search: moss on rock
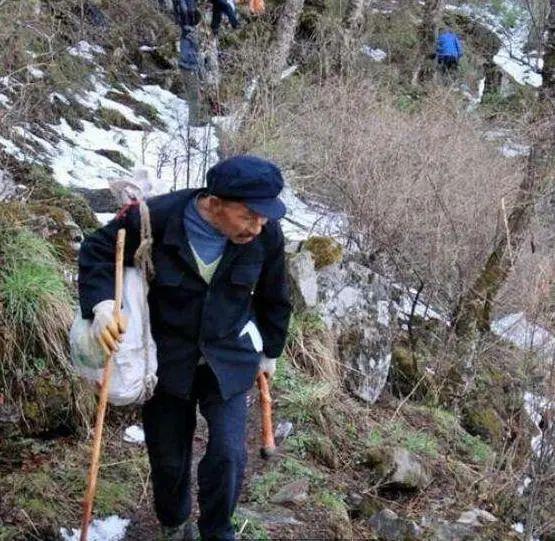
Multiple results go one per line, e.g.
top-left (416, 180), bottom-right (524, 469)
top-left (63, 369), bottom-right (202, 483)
top-left (303, 236), bottom-right (343, 270)
top-left (461, 403), bottom-right (505, 446)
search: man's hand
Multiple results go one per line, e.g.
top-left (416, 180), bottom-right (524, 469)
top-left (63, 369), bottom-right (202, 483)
top-left (91, 300), bottom-right (127, 356)
top-left (258, 355), bottom-right (276, 379)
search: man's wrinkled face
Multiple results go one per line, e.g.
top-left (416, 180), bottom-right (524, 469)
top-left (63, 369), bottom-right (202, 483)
top-left (212, 199), bottom-right (268, 244)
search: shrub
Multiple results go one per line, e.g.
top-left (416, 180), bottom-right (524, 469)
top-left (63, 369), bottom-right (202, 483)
top-left (243, 79), bottom-right (525, 314)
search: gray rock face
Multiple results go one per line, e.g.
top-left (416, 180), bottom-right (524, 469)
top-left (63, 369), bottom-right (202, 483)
top-left (318, 260), bottom-right (395, 404)
top-left (389, 448), bottom-right (431, 490)
top-left (288, 250), bottom-right (318, 310)
top-left (0, 169), bottom-right (25, 202)
top-left (367, 509), bottom-right (421, 541)
top-left (236, 506), bottom-right (303, 526)
top-left (456, 509), bottom-right (497, 527)
top-left (271, 478), bottom-right (309, 506)
top-left (285, 241), bottom-right (396, 404)
top-left (430, 521), bottom-right (476, 541)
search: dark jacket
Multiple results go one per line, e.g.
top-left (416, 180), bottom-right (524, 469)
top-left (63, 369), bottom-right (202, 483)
top-left (78, 189), bottom-right (291, 400)
top-left (436, 31), bottom-right (463, 60)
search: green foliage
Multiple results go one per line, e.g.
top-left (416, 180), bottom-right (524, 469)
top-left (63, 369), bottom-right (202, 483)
top-left (249, 470), bottom-right (282, 504)
top-left (280, 378), bottom-right (333, 424)
top-left (0, 442), bottom-right (149, 538)
top-left (232, 514), bottom-right (270, 540)
top-left (367, 421), bottom-right (439, 458)
top-left (459, 432), bottom-right (494, 463)
top-left (0, 229), bottom-right (72, 352)
top-left (248, 457), bottom-right (321, 505)
top-left (316, 490), bottom-right (348, 515)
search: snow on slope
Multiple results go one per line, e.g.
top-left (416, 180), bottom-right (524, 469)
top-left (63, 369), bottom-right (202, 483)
top-left (447, 2), bottom-right (543, 87)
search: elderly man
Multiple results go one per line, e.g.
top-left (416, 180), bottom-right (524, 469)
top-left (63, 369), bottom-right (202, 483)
top-left (78, 155), bottom-right (292, 541)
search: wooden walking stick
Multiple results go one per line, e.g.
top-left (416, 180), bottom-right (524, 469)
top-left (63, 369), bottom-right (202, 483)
top-left (80, 229), bottom-right (126, 541)
top-left (256, 372), bottom-right (276, 459)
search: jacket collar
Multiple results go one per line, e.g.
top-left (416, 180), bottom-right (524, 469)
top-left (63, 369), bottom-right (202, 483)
top-left (162, 188), bottom-right (246, 281)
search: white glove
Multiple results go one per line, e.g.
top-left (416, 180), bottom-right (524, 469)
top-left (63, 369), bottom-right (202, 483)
top-left (92, 300), bottom-right (127, 356)
top-left (258, 355), bottom-right (277, 379)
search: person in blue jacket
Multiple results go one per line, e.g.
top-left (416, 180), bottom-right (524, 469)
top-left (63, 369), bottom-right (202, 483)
top-left (436, 27), bottom-right (463, 72)
top-left (78, 155), bottom-right (292, 541)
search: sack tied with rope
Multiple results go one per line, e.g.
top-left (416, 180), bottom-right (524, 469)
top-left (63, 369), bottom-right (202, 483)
top-left (70, 170), bottom-right (158, 406)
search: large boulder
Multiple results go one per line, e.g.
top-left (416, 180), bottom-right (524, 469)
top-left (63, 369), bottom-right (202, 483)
top-left (364, 446), bottom-right (431, 491)
top-left (288, 250), bottom-right (318, 310)
top-left (367, 509), bottom-right (421, 541)
top-left (318, 260), bottom-right (395, 403)
top-left (285, 239), bottom-right (396, 404)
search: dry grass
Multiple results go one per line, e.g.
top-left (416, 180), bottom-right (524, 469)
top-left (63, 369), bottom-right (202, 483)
top-left (285, 312), bottom-right (342, 386)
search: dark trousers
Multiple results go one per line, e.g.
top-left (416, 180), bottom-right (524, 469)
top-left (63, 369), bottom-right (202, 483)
top-left (438, 55), bottom-right (459, 73)
top-left (179, 26), bottom-right (199, 71)
top-left (211, 0), bottom-right (239, 35)
top-left (142, 365), bottom-right (248, 541)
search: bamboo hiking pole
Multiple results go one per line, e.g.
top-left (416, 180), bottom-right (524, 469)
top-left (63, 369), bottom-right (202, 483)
top-left (80, 229), bottom-right (126, 541)
top-left (256, 372), bottom-right (276, 459)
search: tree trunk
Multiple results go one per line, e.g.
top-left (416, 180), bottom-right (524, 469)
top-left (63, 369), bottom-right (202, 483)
top-left (340, 0), bottom-right (367, 73)
top-left (412, 0), bottom-right (444, 85)
top-left (343, 0), bottom-right (365, 31)
top-left (269, 0), bottom-right (306, 83)
top-left (453, 0), bottom-right (555, 340)
top-left (542, 0), bottom-right (555, 99)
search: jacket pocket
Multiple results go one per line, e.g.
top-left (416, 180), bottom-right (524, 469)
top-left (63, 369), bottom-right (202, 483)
top-left (230, 263), bottom-right (262, 289)
top-left (154, 265), bottom-right (184, 287)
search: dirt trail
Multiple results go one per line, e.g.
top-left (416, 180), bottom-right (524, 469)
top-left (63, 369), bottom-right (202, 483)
top-left (122, 391), bottom-right (321, 540)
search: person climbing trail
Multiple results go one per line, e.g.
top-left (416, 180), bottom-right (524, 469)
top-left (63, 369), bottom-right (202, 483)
top-left (436, 27), bottom-right (463, 75)
top-left (78, 155), bottom-right (292, 541)
top-left (172, 0), bottom-right (201, 71)
top-left (210, 0), bottom-right (239, 36)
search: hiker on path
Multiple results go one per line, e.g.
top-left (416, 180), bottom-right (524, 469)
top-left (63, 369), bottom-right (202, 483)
top-left (172, 0), bottom-right (201, 71)
top-left (210, 0), bottom-right (240, 36)
top-left (78, 155), bottom-right (292, 541)
top-left (436, 27), bottom-right (463, 73)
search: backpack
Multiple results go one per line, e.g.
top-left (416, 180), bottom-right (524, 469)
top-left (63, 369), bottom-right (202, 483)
top-left (70, 171), bottom-right (158, 406)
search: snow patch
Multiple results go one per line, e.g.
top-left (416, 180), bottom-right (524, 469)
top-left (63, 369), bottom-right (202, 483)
top-left (523, 392), bottom-right (552, 457)
top-left (96, 213), bottom-right (116, 225)
top-left (49, 92), bottom-right (70, 105)
top-left (68, 41), bottom-right (106, 61)
top-left (60, 515), bottom-right (129, 541)
top-left (0, 135), bottom-right (25, 159)
top-left (280, 184), bottom-right (345, 242)
top-left (27, 66), bottom-right (45, 79)
top-left (491, 312), bottom-right (555, 359)
top-left (123, 425), bottom-right (145, 444)
top-left (280, 65), bottom-right (298, 80)
top-left (49, 78), bottom-right (218, 193)
top-left (0, 93), bottom-right (11, 107)
top-left (362, 46), bottom-right (387, 62)
top-left (446, 3), bottom-right (543, 87)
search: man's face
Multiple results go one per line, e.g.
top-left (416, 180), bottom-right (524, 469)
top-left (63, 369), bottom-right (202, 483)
top-left (212, 199), bottom-right (269, 244)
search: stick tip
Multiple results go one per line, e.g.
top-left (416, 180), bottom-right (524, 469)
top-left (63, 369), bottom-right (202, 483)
top-left (260, 446), bottom-right (276, 459)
